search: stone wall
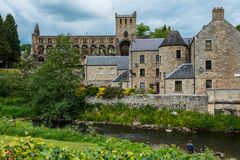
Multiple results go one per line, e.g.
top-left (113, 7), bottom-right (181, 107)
top-left (86, 94), bottom-right (208, 112)
top-left (207, 89), bottom-right (240, 115)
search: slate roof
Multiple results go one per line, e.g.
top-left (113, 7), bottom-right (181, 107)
top-left (160, 30), bottom-right (187, 47)
top-left (130, 38), bottom-right (164, 51)
top-left (130, 37), bottom-right (193, 52)
top-left (166, 63), bottom-right (194, 79)
top-left (86, 56), bottom-right (129, 70)
top-left (112, 70), bottom-right (129, 82)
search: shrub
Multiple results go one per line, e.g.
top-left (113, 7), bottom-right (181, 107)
top-left (97, 87), bottom-right (106, 98)
top-left (123, 88), bottom-right (136, 96)
top-left (86, 85), bottom-right (99, 97)
top-left (102, 87), bottom-right (123, 99)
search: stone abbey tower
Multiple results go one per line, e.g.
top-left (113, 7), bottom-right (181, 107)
top-left (31, 12), bottom-right (137, 62)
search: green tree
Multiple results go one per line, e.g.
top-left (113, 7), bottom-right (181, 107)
top-left (31, 35), bottom-right (83, 121)
top-left (150, 24), bottom-right (171, 38)
top-left (3, 14), bottom-right (20, 68)
top-left (0, 14), bottom-right (8, 68)
top-left (136, 23), bottom-right (150, 38)
top-left (236, 24), bottom-right (240, 31)
top-left (21, 44), bottom-right (31, 55)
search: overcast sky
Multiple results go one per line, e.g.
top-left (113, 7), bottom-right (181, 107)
top-left (0, 0), bottom-right (240, 44)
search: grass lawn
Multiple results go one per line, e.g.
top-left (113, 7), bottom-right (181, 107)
top-left (0, 135), bottom-right (97, 151)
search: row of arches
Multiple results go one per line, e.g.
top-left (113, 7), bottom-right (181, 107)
top-left (37, 44), bottom-right (116, 56)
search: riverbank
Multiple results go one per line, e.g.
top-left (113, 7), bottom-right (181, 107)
top-left (0, 118), bottom-right (217, 159)
top-left (78, 103), bottom-right (240, 133)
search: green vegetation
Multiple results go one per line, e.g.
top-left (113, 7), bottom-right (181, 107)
top-left (0, 14), bottom-right (20, 68)
top-left (0, 119), bottom-right (217, 159)
top-left (136, 23), bottom-right (171, 38)
top-left (1, 135), bottom-right (97, 151)
top-left (236, 24), bottom-right (240, 31)
top-left (79, 103), bottom-right (240, 132)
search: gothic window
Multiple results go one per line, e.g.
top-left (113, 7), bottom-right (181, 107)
top-left (206, 60), bottom-right (212, 70)
top-left (140, 55), bottom-right (145, 63)
top-left (176, 50), bottom-right (181, 59)
top-left (99, 45), bottom-right (106, 55)
top-left (124, 31), bottom-right (128, 38)
top-left (125, 19), bottom-right (127, 25)
top-left (81, 45), bottom-right (89, 55)
top-left (206, 80), bottom-right (212, 89)
top-left (120, 19), bottom-right (122, 25)
top-left (38, 56), bottom-right (45, 62)
top-left (46, 45), bottom-right (52, 51)
top-left (39, 38), bottom-right (44, 44)
top-left (37, 45), bottom-right (44, 55)
top-left (175, 81), bottom-right (182, 92)
top-left (90, 45), bottom-right (98, 55)
top-left (205, 40), bottom-right (212, 51)
top-left (107, 45), bottom-right (116, 55)
top-left (73, 45), bottom-right (79, 49)
top-left (130, 19), bottom-right (132, 24)
top-left (140, 68), bottom-right (145, 77)
top-left (83, 38), bottom-right (87, 43)
top-left (48, 38), bottom-right (52, 44)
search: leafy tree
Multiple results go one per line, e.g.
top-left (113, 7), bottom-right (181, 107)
top-left (21, 44), bottom-right (31, 55)
top-left (150, 24), bottom-right (171, 38)
top-left (1, 14), bottom-right (20, 68)
top-left (31, 35), bottom-right (84, 121)
top-left (236, 24), bottom-right (240, 31)
top-left (136, 23), bottom-right (150, 38)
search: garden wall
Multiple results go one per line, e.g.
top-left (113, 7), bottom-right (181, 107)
top-left (208, 89), bottom-right (240, 115)
top-left (86, 94), bottom-right (208, 112)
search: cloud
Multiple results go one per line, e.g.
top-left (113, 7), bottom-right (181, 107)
top-left (0, 0), bottom-right (239, 44)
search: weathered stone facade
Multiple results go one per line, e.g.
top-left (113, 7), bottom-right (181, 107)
top-left (32, 12), bottom-right (137, 62)
top-left (165, 79), bottom-right (194, 94)
top-left (192, 7), bottom-right (240, 94)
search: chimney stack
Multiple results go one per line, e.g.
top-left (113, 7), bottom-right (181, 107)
top-left (212, 7), bottom-right (224, 21)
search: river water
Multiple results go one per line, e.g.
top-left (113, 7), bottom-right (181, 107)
top-left (92, 123), bottom-right (240, 159)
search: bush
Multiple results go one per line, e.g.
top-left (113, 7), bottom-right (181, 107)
top-left (97, 87), bottom-right (106, 98)
top-left (86, 85), bottom-right (99, 97)
top-left (102, 87), bottom-right (123, 99)
top-left (123, 88), bottom-right (136, 96)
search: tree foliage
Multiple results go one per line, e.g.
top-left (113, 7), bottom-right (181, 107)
top-left (0, 14), bottom-right (20, 68)
top-left (136, 23), bottom-right (150, 38)
top-left (30, 35), bottom-right (84, 121)
top-left (236, 24), bottom-right (240, 31)
top-left (136, 23), bottom-right (171, 38)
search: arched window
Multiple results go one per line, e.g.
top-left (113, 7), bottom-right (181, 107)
top-left (38, 56), bottom-right (45, 62)
top-left (107, 45), bottom-right (116, 55)
top-left (37, 45), bottom-right (44, 55)
top-left (46, 45), bottom-right (52, 51)
top-left (99, 45), bottom-right (106, 55)
top-left (90, 45), bottom-right (98, 55)
top-left (81, 45), bottom-right (89, 55)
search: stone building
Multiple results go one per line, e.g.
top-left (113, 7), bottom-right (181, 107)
top-left (129, 33), bottom-right (192, 94)
top-left (31, 12), bottom-right (137, 62)
top-left (191, 7), bottom-right (240, 94)
top-left (85, 56), bottom-right (129, 88)
top-left (129, 7), bottom-right (240, 95)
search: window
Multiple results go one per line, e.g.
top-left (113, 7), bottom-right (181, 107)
top-left (175, 81), bottom-right (182, 92)
top-left (130, 19), bottom-right (132, 24)
top-left (176, 50), bottom-right (181, 59)
top-left (98, 68), bottom-right (103, 74)
top-left (156, 68), bottom-right (159, 77)
top-left (206, 80), bottom-right (212, 89)
top-left (110, 68), bottom-right (115, 74)
top-left (140, 69), bottom-right (145, 77)
top-left (120, 19), bottom-right (122, 25)
top-left (140, 55), bottom-right (145, 63)
top-left (156, 55), bottom-right (160, 63)
top-left (159, 56), bottom-right (161, 64)
top-left (125, 19), bottom-right (127, 25)
top-left (159, 72), bottom-right (162, 79)
top-left (205, 40), bottom-right (212, 51)
top-left (206, 60), bottom-right (212, 70)
top-left (140, 82), bottom-right (145, 89)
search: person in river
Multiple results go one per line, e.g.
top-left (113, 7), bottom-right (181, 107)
top-left (186, 140), bottom-right (194, 153)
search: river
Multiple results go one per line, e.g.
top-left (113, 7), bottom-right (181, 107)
top-left (91, 123), bottom-right (240, 159)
